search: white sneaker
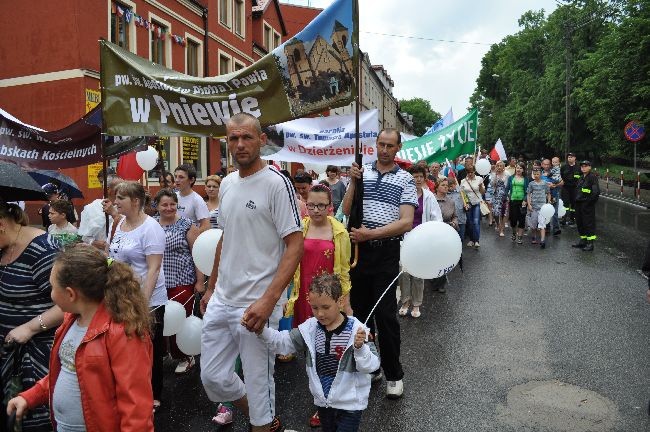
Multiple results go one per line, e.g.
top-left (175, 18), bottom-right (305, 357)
top-left (174, 356), bottom-right (195, 374)
top-left (467, 241), bottom-right (474, 247)
top-left (474, 242), bottom-right (480, 248)
top-left (386, 379), bottom-right (404, 399)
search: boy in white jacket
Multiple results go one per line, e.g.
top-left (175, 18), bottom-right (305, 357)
top-left (255, 273), bottom-right (380, 432)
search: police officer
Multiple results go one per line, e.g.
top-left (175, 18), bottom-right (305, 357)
top-left (572, 160), bottom-right (599, 251)
top-left (560, 152), bottom-right (580, 225)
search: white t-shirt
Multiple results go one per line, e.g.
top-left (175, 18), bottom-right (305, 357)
top-left (461, 176), bottom-right (485, 205)
top-left (108, 216), bottom-right (167, 307)
top-left (48, 222), bottom-right (78, 235)
top-left (176, 190), bottom-right (209, 223)
top-left (216, 166), bottom-right (302, 307)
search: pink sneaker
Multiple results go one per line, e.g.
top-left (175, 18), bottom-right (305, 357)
top-left (211, 404), bottom-right (233, 425)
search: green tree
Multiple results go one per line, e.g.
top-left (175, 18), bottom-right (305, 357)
top-left (398, 98), bottom-right (441, 136)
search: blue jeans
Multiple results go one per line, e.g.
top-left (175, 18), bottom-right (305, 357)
top-left (318, 408), bottom-right (363, 432)
top-left (466, 204), bottom-right (481, 242)
top-left (458, 223), bottom-right (466, 241)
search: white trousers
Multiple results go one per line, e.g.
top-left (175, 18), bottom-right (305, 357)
top-left (200, 297), bottom-right (282, 426)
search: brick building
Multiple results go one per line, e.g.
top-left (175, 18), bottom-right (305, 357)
top-left (0, 0), bottom-right (290, 216)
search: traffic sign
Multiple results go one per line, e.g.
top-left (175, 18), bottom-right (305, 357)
top-left (624, 120), bottom-right (645, 142)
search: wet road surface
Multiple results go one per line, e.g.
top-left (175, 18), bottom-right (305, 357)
top-left (155, 198), bottom-right (650, 431)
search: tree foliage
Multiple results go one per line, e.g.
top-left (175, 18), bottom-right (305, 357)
top-left (470, 0), bottom-right (649, 162)
top-left (398, 97), bottom-right (441, 136)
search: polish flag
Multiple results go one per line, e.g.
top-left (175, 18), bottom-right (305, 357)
top-left (489, 138), bottom-right (507, 161)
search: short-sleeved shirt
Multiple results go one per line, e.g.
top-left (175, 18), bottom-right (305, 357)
top-left (109, 216), bottom-right (167, 307)
top-left (541, 170), bottom-right (560, 198)
top-left (527, 180), bottom-right (550, 210)
top-left (208, 207), bottom-right (219, 229)
top-left (216, 166), bottom-right (302, 307)
top-left (460, 176), bottom-right (485, 205)
top-left (176, 190), bottom-right (210, 224)
top-left (159, 217), bottom-right (196, 289)
top-left (360, 162), bottom-right (418, 231)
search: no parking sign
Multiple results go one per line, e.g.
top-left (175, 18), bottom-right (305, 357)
top-left (624, 120), bottom-right (645, 142)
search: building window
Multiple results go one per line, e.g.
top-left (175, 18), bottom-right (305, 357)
top-left (219, 0), bottom-right (231, 28)
top-left (110, 2), bottom-right (131, 49)
top-left (187, 39), bottom-right (199, 77)
top-left (273, 32), bottom-right (281, 50)
top-left (219, 53), bottom-right (231, 75)
top-left (148, 136), bottom-right (171, 180)
top-left (234, 60), bottom-right (245, 71)
top-left (234, 0), bottom-right (244, 37)
top-left (151, 21), bottom-right (167, 65)
top-left (182, 137), bottom-right (204, 179)
top-left (263, 23), bottom-right (272, 50)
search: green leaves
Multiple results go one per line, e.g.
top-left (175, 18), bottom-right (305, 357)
top-left (398, 97), bottom-right (442, 136)
top-left (471, 0), bottom-right (649, 161)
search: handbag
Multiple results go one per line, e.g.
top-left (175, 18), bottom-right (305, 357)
top-left (465, 178), bottom-right (491, 216)
top-left (2, 343), bottom-right (23, 432)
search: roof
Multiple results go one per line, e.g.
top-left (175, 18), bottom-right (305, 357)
top-left (332, 20), bottom-right (347, 32)
top-left (252, 0), bottom-right (287, 35)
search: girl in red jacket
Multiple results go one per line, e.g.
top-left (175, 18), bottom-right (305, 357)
top-left (7, 245), bottom-right (154, 432)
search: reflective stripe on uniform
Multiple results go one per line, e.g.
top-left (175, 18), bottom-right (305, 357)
top-left (581, 188), bottom-right (591, 193)
top-left (580, 235), bottom-right (587, 239)
top-left (573, 174), bottom-right (581, 179)
top-left (586, 235), bottom-right (597, 241)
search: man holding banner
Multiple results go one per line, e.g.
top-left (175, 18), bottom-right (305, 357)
top-left (342, 128), bottom-right (417, 399)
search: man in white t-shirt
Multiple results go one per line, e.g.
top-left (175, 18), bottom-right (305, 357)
top-left (200, 113), bottom-right (303, 432)
top-left (174, 163), bottom-right (210, 232)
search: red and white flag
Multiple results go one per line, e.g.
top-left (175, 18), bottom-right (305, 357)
top-left (489, 138), bottom-right (507, 161)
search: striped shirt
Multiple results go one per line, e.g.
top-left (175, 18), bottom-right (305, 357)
top-left (361, 162), bottom-right (418, 230)
top-left (315, 315), bottom-right (354, 398)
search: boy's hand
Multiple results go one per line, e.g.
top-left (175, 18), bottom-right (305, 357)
top-left (354, 328), bottom-right (366, 349)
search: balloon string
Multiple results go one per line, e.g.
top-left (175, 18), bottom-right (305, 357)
top-left (363, 270), bottom-right (404, 327)
top-left (149, 290), bottom-right (186, 313)
top-left (182, 293), bottom-right (196, 307)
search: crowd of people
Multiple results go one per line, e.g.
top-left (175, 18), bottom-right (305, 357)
top-left (0, 110), bottom-right (616, 432)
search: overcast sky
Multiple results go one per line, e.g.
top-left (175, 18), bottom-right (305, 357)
top-left (282, 0), bottom-right (559, 121)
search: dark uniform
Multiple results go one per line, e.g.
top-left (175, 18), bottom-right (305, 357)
top-left (573, 161), bottom-right (599, 251)
top-left (560, 160), bottom-right (581, 224)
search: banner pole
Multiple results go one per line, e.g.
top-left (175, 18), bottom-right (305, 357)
top-left (349, 0), bottom-right (361, 270)
top-left (101, 135), bottom-right (110, 238)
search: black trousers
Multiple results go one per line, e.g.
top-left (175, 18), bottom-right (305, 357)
top-left (508, 200), bottom-right (526, 229)
top-left (350, 241), bottom-right (403, 381)
top-left (561, 186), bottom-right (577, 219)
top-left (151, 306), bottom-right (165, 401)
top-left (575, 200), bottom-right (596, 240)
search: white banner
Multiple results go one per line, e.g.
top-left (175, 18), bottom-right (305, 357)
top-left (262, 109), bottom-right (378, 165)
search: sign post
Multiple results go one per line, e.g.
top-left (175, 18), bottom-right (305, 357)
top-left (624, 120), bottom-right (646, 171)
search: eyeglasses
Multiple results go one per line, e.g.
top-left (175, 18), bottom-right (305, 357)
top-left (306, 203), bottom-right (329, 211)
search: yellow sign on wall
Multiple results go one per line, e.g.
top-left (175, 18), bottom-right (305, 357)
top-left (86, 89), bottom-right (103, 188)
top-left (85, 89), bottom-right (101, 113)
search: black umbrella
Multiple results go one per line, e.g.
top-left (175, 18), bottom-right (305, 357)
top-left (0, 161), bottom-right (47, 201)
top-left (27, 169), bottom-right (84, 199)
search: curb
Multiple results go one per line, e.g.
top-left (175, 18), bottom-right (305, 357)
top-left (600, 193), bottom-right (650, 209)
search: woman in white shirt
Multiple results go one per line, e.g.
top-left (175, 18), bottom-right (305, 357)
top-left (108, 181), bottom-right (167, 412)
top-left (460, 167), bottom-right (485, 248)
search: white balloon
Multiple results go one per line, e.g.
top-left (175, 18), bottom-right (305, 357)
top-left (400, 221), bottom-right (462, 279)
top-left (176, 315), bottom-right (203, 356)
top-left (163, 300), bottom-right (187, 336)
top-left (558, 199), bottom-right (566, 218)
top-left (135, 146), bottom-right (159, 171)
top-left (192, 229), bottom-right (223, 275)
top-left (539, 203), bottom-right (555, 220)
top-left (475, 158), bottom-right (491, 176)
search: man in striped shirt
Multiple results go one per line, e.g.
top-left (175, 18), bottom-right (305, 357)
top-left (342, 128), bottom-right (418, 399)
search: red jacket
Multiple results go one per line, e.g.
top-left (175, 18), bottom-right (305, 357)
top-left (21, 303), bottom-right (154, 432)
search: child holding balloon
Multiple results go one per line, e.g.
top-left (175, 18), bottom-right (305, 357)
top-left (7, 245), bottom-right (154, 431)
top-left (257, 273), bottom-right (379, 432)
top-left (527, 168), bottom-right (552, 249)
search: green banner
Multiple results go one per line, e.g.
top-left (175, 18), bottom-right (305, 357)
top-left (397, 109), bottom-right (478, 163)
top-left (100, 0), bottom-right (357, 137)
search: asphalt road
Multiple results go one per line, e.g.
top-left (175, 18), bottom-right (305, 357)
top-left (155, 197), bottom-right (650, 432)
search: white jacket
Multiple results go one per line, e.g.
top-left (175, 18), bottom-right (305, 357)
top-left (422, 188), bottom-right (443, 223)
top-left (260, 316), bottom-right (380, 411)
